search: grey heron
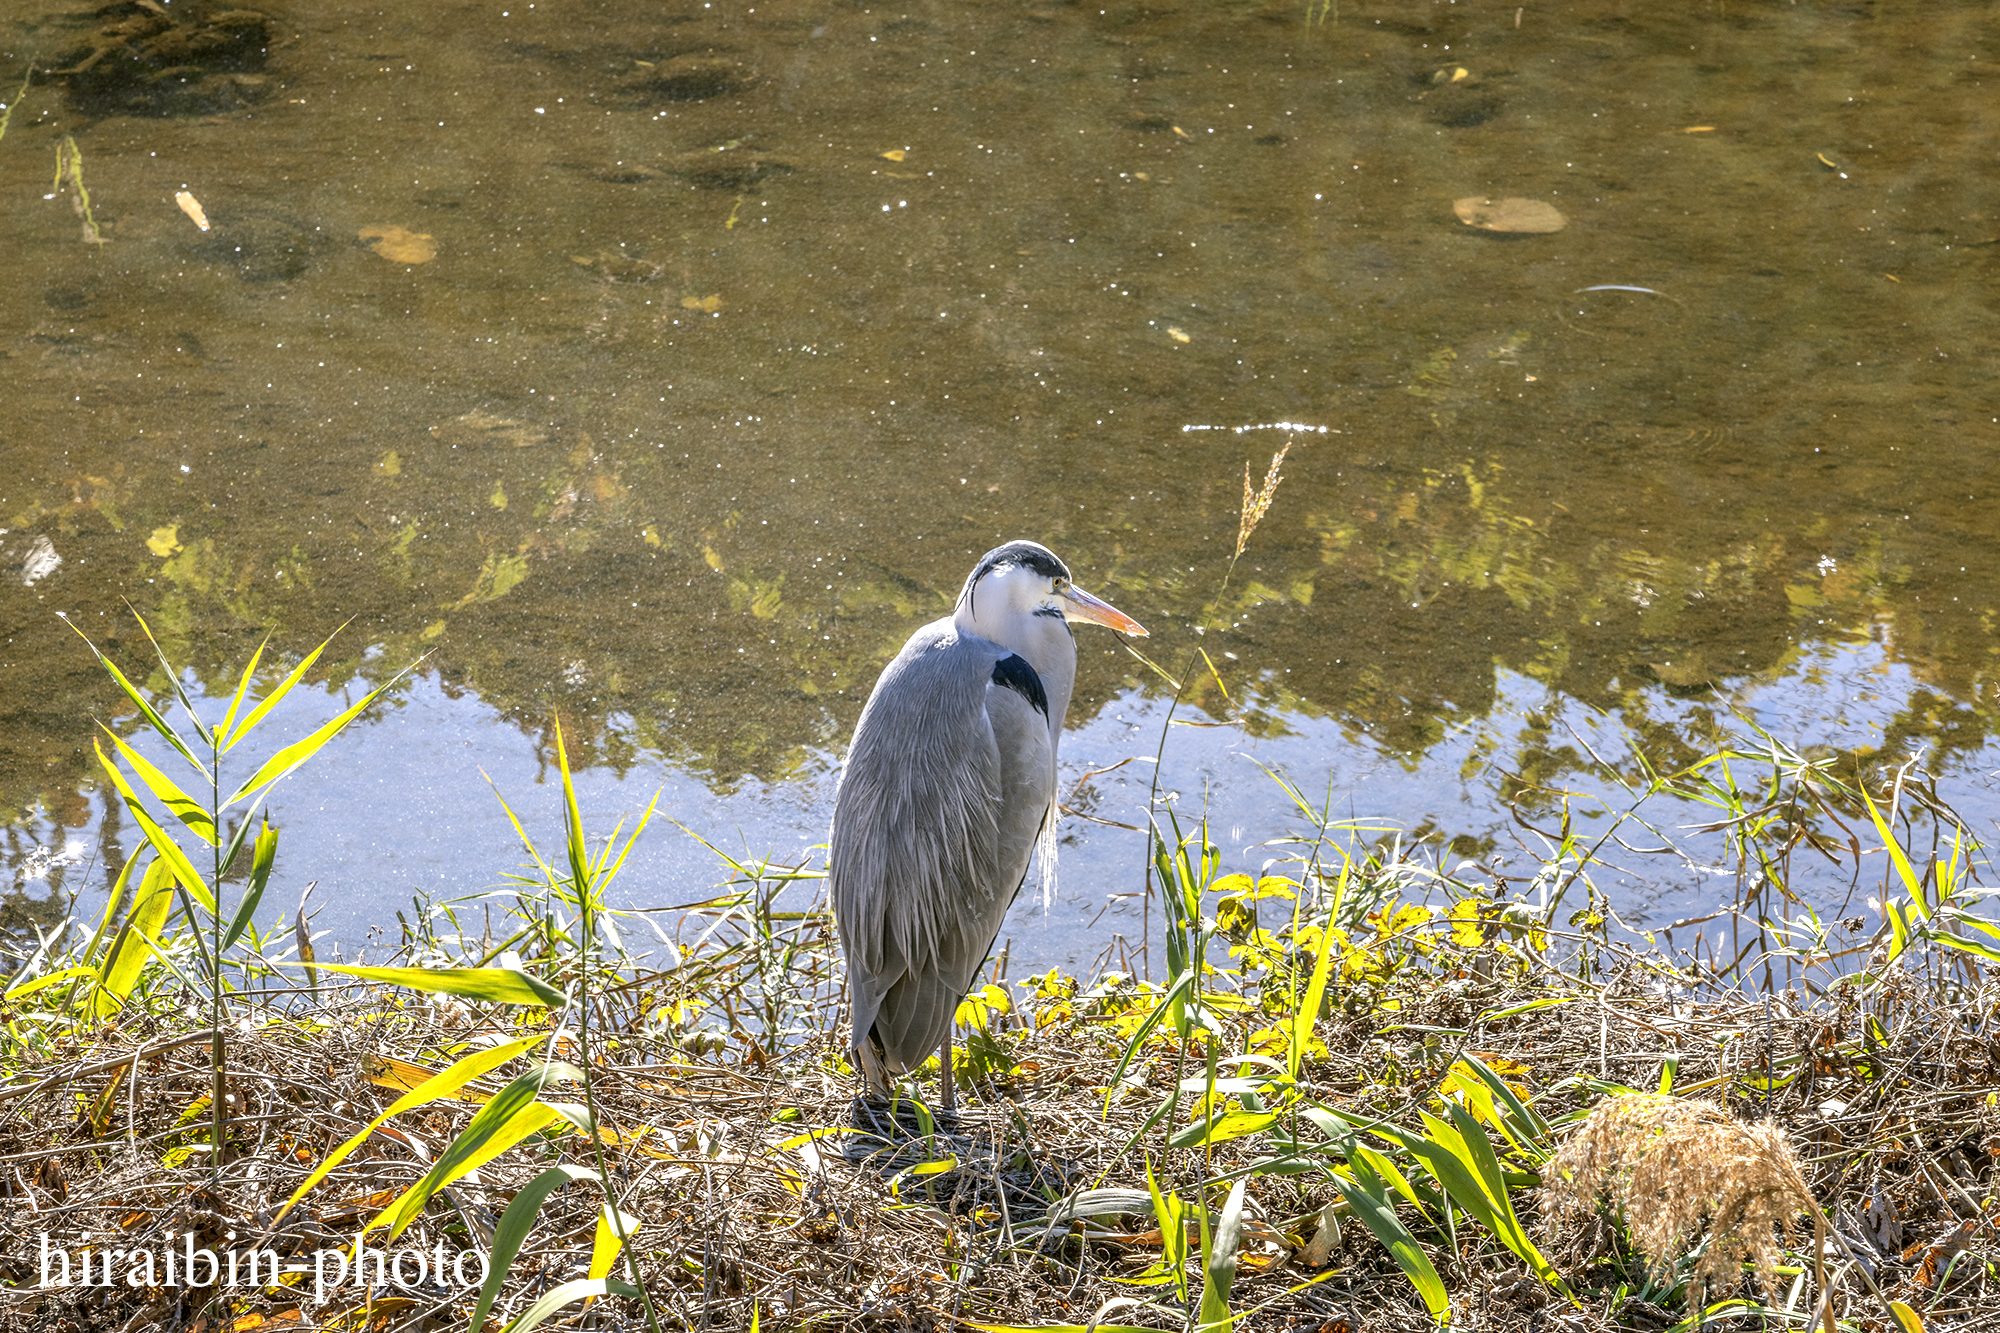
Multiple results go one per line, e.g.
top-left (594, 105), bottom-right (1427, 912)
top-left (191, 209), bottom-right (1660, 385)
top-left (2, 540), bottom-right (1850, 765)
top-left (830, 541), bottom-right (1147, 1114)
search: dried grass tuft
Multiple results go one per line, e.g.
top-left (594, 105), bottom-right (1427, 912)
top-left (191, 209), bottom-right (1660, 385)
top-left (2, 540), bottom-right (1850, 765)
top-left (1235, 440), bottom-right (1291, 558)
top-left (1543, 1093), bottom-right (1822, 1311)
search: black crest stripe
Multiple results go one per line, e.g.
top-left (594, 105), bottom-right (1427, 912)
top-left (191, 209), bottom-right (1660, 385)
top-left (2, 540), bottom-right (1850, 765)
top-left (990, 653), bottom-right (1048, 718)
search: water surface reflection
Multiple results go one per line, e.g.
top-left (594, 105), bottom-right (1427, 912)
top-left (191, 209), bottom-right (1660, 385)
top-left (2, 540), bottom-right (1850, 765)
top-left (3, 0), bottom-right (1997, 960)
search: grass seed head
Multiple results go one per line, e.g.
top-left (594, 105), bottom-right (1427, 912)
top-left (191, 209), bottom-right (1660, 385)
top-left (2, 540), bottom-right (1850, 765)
top-left (1542, 1092), bottom-right (1818, 1311)
top-left (1235, 439), bottom-right (1291, 558)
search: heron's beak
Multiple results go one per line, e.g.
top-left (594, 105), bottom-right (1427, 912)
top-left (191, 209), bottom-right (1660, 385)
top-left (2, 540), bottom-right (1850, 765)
top-left (1062, 585), bottom-right (1148, 637)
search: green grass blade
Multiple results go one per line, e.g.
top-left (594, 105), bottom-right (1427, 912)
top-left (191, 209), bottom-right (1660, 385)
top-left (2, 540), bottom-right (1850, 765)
top-left (1196, 1177), bottom-right (1249, 1333)
top-left (1101, 970), bottom-right (1196, 1116)
top-left (222, 624), bottom-right (342, 753)
top-left (96, 740), bottom-right (216, 912)
top-left (1354, 1144), bottom-right (1436, 1223)
top-left (588, 1202), bottom-right (642, 1280)
top-left (467, 1164), bottom-right (599, 1333)
top-left (598, 790), bottom-right (663, 891)
top-left (552, 716), bottom-right (592, 898)
top-left (498, 1278), bottom-right (643, 1333)
top-left (371, 1070), bottom-right (563, 1238)
top-left (1422, 1107), bottom-right (1567, 1297)
top-left (1437, 1105), bottom-right (1518, 1219)
top-left (490, 781), bottom-right (561, 884)
top-left (99, 724), bottom-right (216, 845)
top-left (1332, 1163), bottom-right (1448, 1321)
top-left (1143, 1157), bottom-right (1187, 1299)
top-left (220, 820), bottom-right (279, 951)
top-left (1451, 1053), bottom-right (1551, 1141)
top-left (1170, 1109), bottom-right (1281, 1150)
top-left (296, 963), bottom-right (564, 1007)
top-left (1291, 889), bottom-right (1343, 1079)
top-left (965, 1326), bottom-right (1162, 1333)
top-left (1937, 933), bottom-right (2000, 965)
top-left (1861, 785), bottom-right (1928, 917)
top-left (92, 859), bottom-right (177, 1015)
top-left (217, 796), bottom-right (263, 881)
top-left (225, 669), bottom-right (410, 807)
top-left (273, 1033), bottom-right (546, 1225)
top-left (65, 621), bottom-right (204, 771)
top-left (79, 845), bottom-right (143, 969)
top-left (126, 606), bottom-right (211, 746)
top-left (216, 632), bottom-right (271, 748)
top-left (295, 881), bottom-right (318, 990)
top-left (5, 966), bottom-right (94, 1001)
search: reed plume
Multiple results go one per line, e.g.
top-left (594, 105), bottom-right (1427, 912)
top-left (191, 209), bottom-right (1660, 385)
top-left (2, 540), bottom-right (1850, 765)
top-left (1235, 440), bottom-right (1290, 559)
top-left (1543, 1093), bottom-right (1824, 1314)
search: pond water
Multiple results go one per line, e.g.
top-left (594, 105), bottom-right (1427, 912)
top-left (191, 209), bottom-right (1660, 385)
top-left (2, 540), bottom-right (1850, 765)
top-left (2, 0), bottom-right (1996, 971)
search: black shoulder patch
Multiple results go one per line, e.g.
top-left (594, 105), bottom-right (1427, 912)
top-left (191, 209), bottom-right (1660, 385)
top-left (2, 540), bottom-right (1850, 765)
top-left (990, 653), bottom-right (1048, 718)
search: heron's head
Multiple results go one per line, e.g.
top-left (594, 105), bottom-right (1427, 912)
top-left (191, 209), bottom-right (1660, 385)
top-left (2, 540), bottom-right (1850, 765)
top-left (956, 540), bottom-right (1148, 646)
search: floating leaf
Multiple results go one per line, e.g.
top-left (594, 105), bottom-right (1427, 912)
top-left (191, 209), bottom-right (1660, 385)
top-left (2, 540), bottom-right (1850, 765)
top-left (176, 191), bottom-right (211, 231)
top-left (1453, 196), bottom-right (1566, 234)
top-left (359, 224), bottom-right (437, 263)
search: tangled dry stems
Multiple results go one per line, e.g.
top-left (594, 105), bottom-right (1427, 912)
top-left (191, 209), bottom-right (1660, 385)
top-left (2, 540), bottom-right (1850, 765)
top-left (2, 938), bottom-right (1998, 1333)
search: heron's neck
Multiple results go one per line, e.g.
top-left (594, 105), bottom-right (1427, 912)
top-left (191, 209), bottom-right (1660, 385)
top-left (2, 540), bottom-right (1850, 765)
top-left (956, 605), bottom-right (1078, 737)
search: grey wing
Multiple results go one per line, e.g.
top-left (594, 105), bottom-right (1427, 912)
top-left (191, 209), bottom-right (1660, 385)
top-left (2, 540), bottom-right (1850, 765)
top-left (829, 628), bottom-right (1052, 1085)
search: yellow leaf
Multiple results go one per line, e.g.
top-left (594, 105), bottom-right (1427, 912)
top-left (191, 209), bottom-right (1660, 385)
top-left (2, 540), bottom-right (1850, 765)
top-left (366, 1053), bottom-right (496, 1101)
top-left (1448, 898), bottom-right (1485, 948)
top-left (1166, 327), bottom-right (1191, 343)
top-left (146, 525), bottom-right (182, 558)
top-left (880, 149), bottom-right (907, 161)
top-left (681, 294), bottom-right (724, 313)
top-left (175, 190), bottom-right (210, 232)
top-left (358, 225), bottom-right (437, 264)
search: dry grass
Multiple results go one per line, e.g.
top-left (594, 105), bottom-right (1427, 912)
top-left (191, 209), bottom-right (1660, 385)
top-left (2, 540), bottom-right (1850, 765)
top-left (3, 933), bottom-right (1997, 1333)
top-left (1543, 1094), bottom-right (1820, 1312)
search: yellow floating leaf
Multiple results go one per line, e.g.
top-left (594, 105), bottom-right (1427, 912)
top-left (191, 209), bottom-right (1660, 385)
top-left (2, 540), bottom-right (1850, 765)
top-left (146, 525), bottom-right (182, 557)
top-left (373, 450), bottom-right (401, 477)
top-left (880, 149), bottom-right (907, 161)
top-left (1166, 327), bottom-right (1191, 343)
top-left (358, 224), bottom-right (438, 264)
top-left (1678, 125), bottom-right (1715, 133)
top-left (490, 481), bottom-right (508, 510)
top-left (175, 190), bottom-right (210, 231)
top-left (681, 294), bottom-right (724, 312)
top-left (1452, 196), bottom-right (1566, 234)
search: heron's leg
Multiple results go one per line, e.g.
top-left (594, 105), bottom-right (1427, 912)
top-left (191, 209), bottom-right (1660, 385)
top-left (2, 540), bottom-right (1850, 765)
top-left (939, 1036), bottom-right (956, 1116)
